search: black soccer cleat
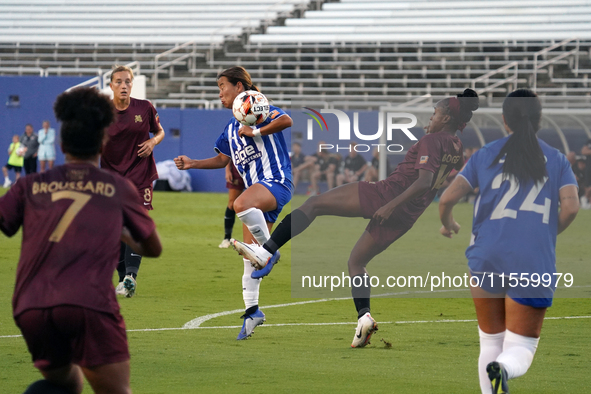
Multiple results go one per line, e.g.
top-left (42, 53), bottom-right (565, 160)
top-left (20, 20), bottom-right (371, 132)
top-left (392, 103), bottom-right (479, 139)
top-left (487, 361), bottom-right (509, 394)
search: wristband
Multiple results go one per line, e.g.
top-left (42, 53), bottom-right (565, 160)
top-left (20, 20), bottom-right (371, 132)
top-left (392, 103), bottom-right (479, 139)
top-left (253, 129), bottom-right (262, 138)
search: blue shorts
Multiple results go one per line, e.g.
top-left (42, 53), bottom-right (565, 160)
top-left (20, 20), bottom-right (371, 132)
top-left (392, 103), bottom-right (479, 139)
top-left (258, 179), bottom-right (293, 223)
top-left (470, 271), bottom-right (553, 308)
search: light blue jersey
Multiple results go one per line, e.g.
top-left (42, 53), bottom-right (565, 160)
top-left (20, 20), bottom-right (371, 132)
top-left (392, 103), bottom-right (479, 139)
top-left (215, 105), bottom-right (292, 189)
top-left (459, 137), bottom-right (577, 286)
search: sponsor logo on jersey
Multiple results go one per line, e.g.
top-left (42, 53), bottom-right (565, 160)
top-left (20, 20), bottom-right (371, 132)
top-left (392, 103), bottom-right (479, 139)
top-left (420, 155), bottom-right (429, 164)
top-left (135, 115), bottom-right (143, 123)
top-left (234, 142), bottom-right (262, 167)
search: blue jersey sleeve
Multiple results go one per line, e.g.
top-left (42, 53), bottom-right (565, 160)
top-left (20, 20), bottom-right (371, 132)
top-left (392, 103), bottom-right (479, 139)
top-left (214, 121), bottom-right (232, 157)
top-left (459, 150), bottom-right (479, 189)
top-left (260, 105), bottom-right (287, 128)
top-left (558, 153), bottom-right (578, 189)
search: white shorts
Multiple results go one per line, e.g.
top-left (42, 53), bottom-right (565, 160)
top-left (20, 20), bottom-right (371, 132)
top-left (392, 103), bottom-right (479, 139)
top-left (38, 145), bottom-right (56, 161)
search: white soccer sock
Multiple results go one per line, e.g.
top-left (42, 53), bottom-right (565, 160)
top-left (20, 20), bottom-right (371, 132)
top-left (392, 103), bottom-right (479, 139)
top-left (242, 258), bottom-right (261, 309)
top-left (478, 327), bottom-right (505, 394)
top-left (237, 207), bottom-right (270, 245)
top-left (496, 329), bottom-right (539, 380)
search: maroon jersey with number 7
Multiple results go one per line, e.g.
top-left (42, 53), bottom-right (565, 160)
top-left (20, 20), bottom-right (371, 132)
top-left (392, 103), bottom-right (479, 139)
top-left (0, 163), bottom-right (156, 318)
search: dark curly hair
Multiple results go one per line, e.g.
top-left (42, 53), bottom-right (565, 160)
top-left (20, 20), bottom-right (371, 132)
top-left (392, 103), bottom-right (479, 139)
top-left (438, 88), bottom-right (479, 131)
top-left (54, 87), bottom-right (115, 158)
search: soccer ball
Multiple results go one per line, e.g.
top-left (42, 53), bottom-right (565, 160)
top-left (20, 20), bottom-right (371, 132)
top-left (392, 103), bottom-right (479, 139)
top-left (16, 146), bottom-right (26, 157)
top-left (232, 90), bottom-right (270, 126)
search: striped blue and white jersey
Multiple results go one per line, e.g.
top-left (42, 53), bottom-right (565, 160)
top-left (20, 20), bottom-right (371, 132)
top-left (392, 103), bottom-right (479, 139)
top-left (215, 105), bottom-right (292, 189)
top-left (459, 137), bottom-right (577, 278)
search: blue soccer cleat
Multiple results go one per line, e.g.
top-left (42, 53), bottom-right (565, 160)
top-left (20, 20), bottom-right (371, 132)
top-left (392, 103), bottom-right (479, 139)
top-left (487, 361), bottom-right (510, 394)
top-left (251, 250), bottom-right (280, 279)
top-left (231, 239), bottom-right (280, 278)
top-left (236, 308), bottom-right (266, 340)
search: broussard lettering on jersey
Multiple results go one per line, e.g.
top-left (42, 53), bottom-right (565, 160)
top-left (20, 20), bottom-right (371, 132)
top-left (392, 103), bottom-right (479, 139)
top-left (234, 142), bottom-right (262, 166)
top-left (32, 181), bottom-right (115, 197)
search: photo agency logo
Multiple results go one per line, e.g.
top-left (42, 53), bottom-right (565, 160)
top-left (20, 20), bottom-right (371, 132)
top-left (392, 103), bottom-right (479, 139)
top-left (302, 107), bottom-right (419, 153)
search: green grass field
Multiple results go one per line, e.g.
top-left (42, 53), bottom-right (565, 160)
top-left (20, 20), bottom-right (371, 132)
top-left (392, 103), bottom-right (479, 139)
top-left (1, 190), bottom-right (589, 393)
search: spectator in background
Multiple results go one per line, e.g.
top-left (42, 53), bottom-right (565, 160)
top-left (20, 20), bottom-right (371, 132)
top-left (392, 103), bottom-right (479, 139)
top-left (309, 141), bottom-right (338, 195)
top-left (2, 135), bottom-right (24, 188)
top-left (291, 142), bottom-right (315, 190)
top-left (566, 151), bottom-right (577, 167)
top-left (581, 139), bottom-right (591, 209)
top-left (336, 142), bottom-right (368, 186)
top-left (38, 120), bottom-right (56, 172)
top-left (364, 148), bottom-right (392, 183)
top-left (572, 156), bottom-right (586, 199)
top-left (20, 124), bottom-right (39, 175)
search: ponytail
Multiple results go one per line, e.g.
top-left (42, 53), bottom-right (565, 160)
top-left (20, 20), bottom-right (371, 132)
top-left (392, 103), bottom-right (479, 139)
top-left (491, 89), bottom-right (546, 184)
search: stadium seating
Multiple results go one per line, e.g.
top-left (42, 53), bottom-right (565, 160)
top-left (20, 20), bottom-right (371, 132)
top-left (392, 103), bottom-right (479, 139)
top-left (0, 0), bottom-right (310, 44)
top-left (251, 0), bottom-right (591, 43)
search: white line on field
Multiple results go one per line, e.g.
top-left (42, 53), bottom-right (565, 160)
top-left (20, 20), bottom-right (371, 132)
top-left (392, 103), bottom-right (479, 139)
top-left (2, 316), bottom-right (590, 338)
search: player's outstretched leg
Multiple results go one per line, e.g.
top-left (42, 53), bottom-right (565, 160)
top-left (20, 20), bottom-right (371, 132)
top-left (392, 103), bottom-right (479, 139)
top-left (487, 361), bottom-right (509, 394)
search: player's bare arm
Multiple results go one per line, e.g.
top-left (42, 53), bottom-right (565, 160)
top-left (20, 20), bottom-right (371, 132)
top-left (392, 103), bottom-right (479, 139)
top-left (373, 169), bottom-right (434, 225)
top-left (174, 152), bottom-right (231, 170)
top-left (121, 227), bottom-right (162, 257)
top-left (238, 114), bottom-right (293, 137)
top-left (438, 175), bottom-right (473, 238)
top-left (557, 184), bottom-right (579, 234)
top-left (137, 126), bottom-right (165, 158)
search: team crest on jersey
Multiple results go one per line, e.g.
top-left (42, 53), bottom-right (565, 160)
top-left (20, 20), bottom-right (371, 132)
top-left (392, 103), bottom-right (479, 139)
top-left (135, 115), bottom-right (143, 123)
top-left (420, 155), bottom-right (429, 164)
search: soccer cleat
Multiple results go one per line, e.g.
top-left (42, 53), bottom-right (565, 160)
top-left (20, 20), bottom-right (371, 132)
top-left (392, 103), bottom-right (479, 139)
top-left (122, 275), bottom-right (137, 298)
top-left (236, 309), bottom-right (265, 340)
top-left (251, 250), bottom-right (280, 279)
top-left (230, 239), bottom-right (278, 270)
top-left (487, 361), bottom-right (510, 394)
top-left (218, 238), bottom-right (232, 248)
top-left (2, 178), bottom-right (11, 188)
top-left (115, 282), bottom-right (126, 296)
top-left (351, 312), bottom-right (378, 348)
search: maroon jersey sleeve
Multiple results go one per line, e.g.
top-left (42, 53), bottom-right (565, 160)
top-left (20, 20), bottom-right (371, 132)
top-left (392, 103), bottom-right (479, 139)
top-left (148, 102), bottom-right (161, 135)
top-left (118, 177), bottom-right (156, 241)
top-left (0, 178), bottom-right (26, 236)
top-left (414, 134), bottom-right (443, 174)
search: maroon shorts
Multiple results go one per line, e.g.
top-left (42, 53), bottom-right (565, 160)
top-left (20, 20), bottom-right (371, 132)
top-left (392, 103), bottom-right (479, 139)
top-left (226, 163), bottom-right (245, 190)
top-left (138, 185), bottom-right (153, 210)
top-left (358, 181), bottom-right (414, 248)
top-left (15, 306), bottom-right (129, 370)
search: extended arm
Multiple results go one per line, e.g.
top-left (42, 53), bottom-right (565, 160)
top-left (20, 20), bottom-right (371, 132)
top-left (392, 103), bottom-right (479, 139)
top-left (238, 114), bottom-right (293, 138)
top-left (372, 169), bottom-right (434, 225)
top-left (174, 152), bottom-right (231, 170)
top-left (439, 175), bottom-right (473, 238)
top-left (557, 185), bottom-right (579, 234)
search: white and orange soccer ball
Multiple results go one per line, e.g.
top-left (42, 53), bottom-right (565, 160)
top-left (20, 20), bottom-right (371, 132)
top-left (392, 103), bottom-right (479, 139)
top-left (232, 90), bottom-right (270, 126)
